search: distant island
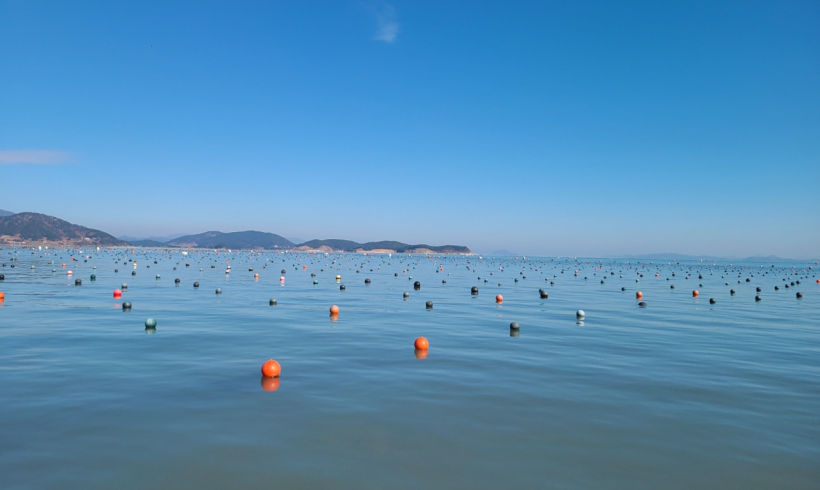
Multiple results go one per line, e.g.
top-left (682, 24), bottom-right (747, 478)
top-left (0, 211), bottom-right (472, 254)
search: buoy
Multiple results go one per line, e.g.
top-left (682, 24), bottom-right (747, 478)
top-left (414, 337), bottom-right (429, 350)
top-left (539, 289), bottom-right (548, 299)
top-left (261, 359), bottom-right (281, 378)
top-left (330, 305), bottom-right (339, 315)
top-left (510, 321), bottom-right (520, 330)
top-left (403, 292), bottom-right (409, 298)
top-left (269, 298), bottom-right (277, 306)
top-left (796, 292), bottom-right (803, 299)
top-left (145, 318), bottom-right (157, 328)
top-left (692, 290), bottom-right (699, 297)
top-left (90, 274), bottom-right (96, 281)
top-left (365, 278), bottom-right (371, 284)
top-left (730, 289), bottom-right (735, 295)
top-left (254, 273), bottom-right (259, 278)
top-left (175, 278), bottom-right (180, 283)
top-left (414, 281), bottom-right (420, 290)
top-left (576, 310), bottom-right (585, 319)
top-left (0, 292), bottom-right (5, 300)
top-left (113, 289), bottom-right (122, 298)
top-left (496, 294), bottom-right (503, 303)
top-left (74, 279), bottom-right (82, 286)
top-left (426, 301), bottom-right (433, 309)
top-left (67, 270), bottom-right (73, 276)
top-left (471, 286), bottom-right (478, 295)
top-left (215, 288), bottom-right (222, 295)
top-left (709, 298), bottom-right (716, 304)
top-left (122, 301), bottom-right (132, 310)
top-left (336, 275), bottom-right (341, 280)
top-left (193, 282), bottom-right (199, 288)
top-left (340, 284), bottom-right (346, 290)
top-left (755, 295), bottom-right (761, 302)
top-left (636, 291), bottom-right (643, 299)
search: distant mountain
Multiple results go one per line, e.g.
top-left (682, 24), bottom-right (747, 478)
top-left (296, 238), bottom-right (471, 254)
top-left (167, 230), bottom-right (294, 250)
top-left (490, 249), bottom-right (517, 256)
top-left (0, 212), bottom-right (127, 246)
top-left (129, 239), bottom-right (171, 247)
top-left (0, 209), bottom-right (14, 217)
top-left (118, 234), bottom-right (185, 243)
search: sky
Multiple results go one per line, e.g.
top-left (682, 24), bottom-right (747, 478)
top-left (1, 0), bottom-right (818, 258)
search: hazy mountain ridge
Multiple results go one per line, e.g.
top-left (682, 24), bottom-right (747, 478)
top-left (0, 209), bottom-right (15, 217)
top-left (296, 239), bottom-right (471, 254)
top-left (167, 230), bottom-right (295, 250)
top-left (0, 212), bottom-right (127, 246)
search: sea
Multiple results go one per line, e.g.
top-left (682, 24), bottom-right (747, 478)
top-left (1, 248), bottom-right (818, 489)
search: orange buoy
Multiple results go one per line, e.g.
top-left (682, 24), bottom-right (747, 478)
top-left (0, 291), bottom-right (5, 300)
top-left (414, 337), bottom-right (429, 350)
top-left (261, 359), bottom-right (281, 378)
top-left (261, 376), bottom-right (280, 391)
top-left (113, 289), bottom-right (122, 298)
top-left (329, 305), bottom-right (340, 315)
top-left (692, 290), bottom-right (699, 297)
top-left (636, 291), bottom-right (643, 299)
top-left (254, 273), bottom-right (259, 278)
top-left (496, 294), bottom-right (503, 303)
top-left (62, 263), bottom-right (66, 267)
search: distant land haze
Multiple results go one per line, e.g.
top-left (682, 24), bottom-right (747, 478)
top-left (0, 211), bottom-right (473, 254)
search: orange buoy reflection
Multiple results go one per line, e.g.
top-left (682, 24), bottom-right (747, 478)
top-left (414, 348), bottom-right (428, 359)
top-left (260, 376), bottom-right (280, 391)
top-left (329, 313), bottom-right (339, 322)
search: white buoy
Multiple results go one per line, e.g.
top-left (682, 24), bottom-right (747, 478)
top-left (576, 310), bottom-right (585, 319)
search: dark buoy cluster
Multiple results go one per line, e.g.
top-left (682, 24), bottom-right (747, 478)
top-left (122, 301), bottom-right (132, 311)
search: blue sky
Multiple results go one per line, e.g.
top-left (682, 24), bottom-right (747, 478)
top-left (1, 0), bottom-right (818, 257)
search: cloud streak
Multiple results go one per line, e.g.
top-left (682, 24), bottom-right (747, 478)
top-left (0, 150), bottom-right (72, 165)
top-left (374, 3), bottom-right (399, 43)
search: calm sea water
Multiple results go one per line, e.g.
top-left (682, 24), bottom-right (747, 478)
top-left (1, 249), bottom-right (818, 489)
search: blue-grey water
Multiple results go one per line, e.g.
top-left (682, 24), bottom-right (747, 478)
top-left (1, 249), bottom-right (818, 489)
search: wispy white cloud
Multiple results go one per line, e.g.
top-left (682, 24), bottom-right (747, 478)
top-left (0, 150), bottom-right (72, 165)
top-left (374, 3), bottom-right (399, 43)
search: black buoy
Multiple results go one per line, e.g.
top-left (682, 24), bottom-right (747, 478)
top-left (755, 295), bottom-right (761, 302)
top-left (539, 289), bottom-right (548, 299)
top-left (193, 282), bottom-right (199, 288)
top-left (425, 301), bottom-right (433, 309)
top-left (730, 289), bottom-right (735, 295)
top-left (670, 285), bottom-right (675, 289)
top-left (131, 270), bottom-right (136, 276)
top-left (709, 298), bottom-right (716, 304)
top-left (215, 288), bottom-right (222, 295)
top-left (365, 278), bottom-right (371, 284)
top-left (75, 279), bottom-right (82, 286)
top-left (756, 287), bottom-right (761, 292)
top-left (414, 281), bottom-right (421, 290)
top-left (269, 298), bottom-right (277, 306)
top-left (509, 321), bottom-right (520, 330)
top-left (796, 292), bottom-right (803, 299)
top-left (0, 274), bottom-right (4, 280)
top-left (471, 286), bottom-right (478, 295)
top-left (340, 284), bottom-right (346, 290)
top-left (90, 274), bottom-right (96, 281)
top-left (122, 301), bottom-right (132, 310)
top-left (175, 278), bottom-right (180, 283)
